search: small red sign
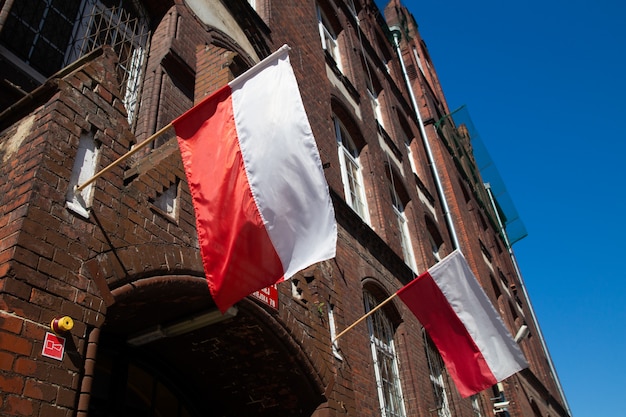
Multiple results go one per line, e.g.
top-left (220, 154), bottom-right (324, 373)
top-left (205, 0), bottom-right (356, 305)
top-left (251, 284), bottom-right (279, 309)
top-left (42, 332), bottom-right (65, 360)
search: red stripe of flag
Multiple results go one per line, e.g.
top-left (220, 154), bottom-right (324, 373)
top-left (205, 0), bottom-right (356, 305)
top-left (397, 250), bottom-right (527, 397)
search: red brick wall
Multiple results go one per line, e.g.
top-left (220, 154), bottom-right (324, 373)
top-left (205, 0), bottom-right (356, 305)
top-left (0, 1), bottom-right (569, 416)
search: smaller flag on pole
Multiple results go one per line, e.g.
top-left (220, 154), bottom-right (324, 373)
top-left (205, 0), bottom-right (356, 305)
top-left (172, 45), bottom-right (337, 313)
top-left (397, 250), bottom-right (528, 397)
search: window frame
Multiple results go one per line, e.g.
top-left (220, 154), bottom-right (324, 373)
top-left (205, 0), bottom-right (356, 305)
top-left (425, 217), bottom-right (444, 262)
top-left (363, 289), bottom-right (407, 417)
top-left (334, 116), bottom-right (369, 223)
top-left (0, 0), bottom-right (150, 124)
top-left (424, 331), bottom-right (452, 417)
top-left (316, 4), bottom-right (342, 71)
top-left (390, 184), bottom-right (417, 273)
top-left (66, 130), bottom-right (101, 219)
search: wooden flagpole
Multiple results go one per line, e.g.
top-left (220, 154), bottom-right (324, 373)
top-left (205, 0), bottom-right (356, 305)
top-left (75, 122), bottom-right (173, 192)
top-left (332, 291), bottom-right (398, 343)
top-left (76, 45), bottom-right (296, 194)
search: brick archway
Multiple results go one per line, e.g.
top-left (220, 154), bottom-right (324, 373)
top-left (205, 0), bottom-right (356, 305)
top-left (88, 275), bottom-right (326, 416)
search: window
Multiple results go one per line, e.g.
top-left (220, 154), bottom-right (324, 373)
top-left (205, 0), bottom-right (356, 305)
top-left (429, 234), bottom-right (442, 261)
top-left (424, 332), bottom-right (452, 417)
top-left (153, 181), bottom-right (179, 219)
top-left (364, 290), bottom-right (406, 417)
top-left (389, 178), bottom-right (416, 272)
top-left (398, 115), bottom-right (418, 177)
top-left (334, 116), bottom-right (369, 222)
top-left (0, 0), bottom-right (150, 124)
top-left (66, 131), bottom-right (100, 218)
top-left (412, 47), bottom-right (425, 76)
top-left (316, 4), bottom-right (341, 70)
top-left (346, 0), bottom-right (358, 20)
top-left (405, 138), bottom-right (418, 177)
top-left (364, 67), bottom-right (384, 129)
top-left (368, 88), bottom-right (383, 128)
top-left (327, 304), bottom-right (343, 360)
top-left (471, 395), bottom-right (484, 417)
top-left (425, 217), bottom-right (444, 262)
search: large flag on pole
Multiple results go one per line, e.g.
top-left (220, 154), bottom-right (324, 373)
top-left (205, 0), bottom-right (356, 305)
top-left (397, 250), bottom-right (528, 397)
top-left (172, 45), bottom-right (337, 313)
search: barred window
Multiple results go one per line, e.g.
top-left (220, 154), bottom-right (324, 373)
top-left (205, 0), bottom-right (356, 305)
top-left (0, 0), bottom-right (150, 124)
top-left (424, 332), bottom-right (452, 417)
top-left (364, 290), bottom-right (406, 417)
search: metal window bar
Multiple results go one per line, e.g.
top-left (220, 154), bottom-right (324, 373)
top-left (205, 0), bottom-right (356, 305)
top-left (68, 0), bottom-right (149, 124)
top-left (424, 332), bottom-right (452, 417)
top-left (1, 0), bottom-right (149, 124)
top-left (364, 291), bottom-right (407, 417)
top-left (1, 0), bottom-right (82, 74)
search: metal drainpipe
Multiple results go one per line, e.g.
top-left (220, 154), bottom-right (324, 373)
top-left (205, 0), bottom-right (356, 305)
top-left (485, 184), bottom-right (572, 416)
top-left (389, 26), bottom-right (460, 250)
top-left (76, 326), bottom-right (101, 417)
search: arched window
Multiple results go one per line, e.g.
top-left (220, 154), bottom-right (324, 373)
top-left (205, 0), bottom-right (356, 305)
top-left (334, 114), bottom-right (369, 222)
top-left (0, 0), bottom-right (150, 124)
top-left (363, 288), bottom-right (406, 417)
top-left (424, 331), bottom-right (452, 417)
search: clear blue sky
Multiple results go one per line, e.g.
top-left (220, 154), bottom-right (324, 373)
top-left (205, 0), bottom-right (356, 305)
top-left (379, 1), bottom-right (626, 416)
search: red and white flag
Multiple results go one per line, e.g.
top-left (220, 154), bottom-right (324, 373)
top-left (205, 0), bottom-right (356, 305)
top-left (172, 45), bottom-right (336, 313)
top-left (397, 250), bottom-right (528, 397)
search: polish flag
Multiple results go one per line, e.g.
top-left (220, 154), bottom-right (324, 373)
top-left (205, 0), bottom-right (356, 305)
top-left (397, 250), bottom-right (528, 397)
top-left (172, 45), bottom-right (337, 313)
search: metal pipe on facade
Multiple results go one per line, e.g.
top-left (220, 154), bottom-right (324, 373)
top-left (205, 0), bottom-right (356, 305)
top-left (76, 327), bottom-right (101, 417)
top-left (389, 26), bottom-right (460, 251)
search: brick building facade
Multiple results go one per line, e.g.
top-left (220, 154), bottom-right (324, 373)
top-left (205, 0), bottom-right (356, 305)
top-left (0, 1), bottom-right (570, 416)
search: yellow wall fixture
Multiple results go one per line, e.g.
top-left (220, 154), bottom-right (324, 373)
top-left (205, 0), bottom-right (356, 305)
top-left (51, 316), bottom-right (74, 334)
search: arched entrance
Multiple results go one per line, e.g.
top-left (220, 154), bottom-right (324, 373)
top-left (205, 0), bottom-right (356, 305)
top-left (89, 276), bottom-right (325, 416)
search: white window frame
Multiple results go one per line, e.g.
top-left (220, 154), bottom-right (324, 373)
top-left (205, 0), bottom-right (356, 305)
top-left (471, 395), bottom-right (484, 417)
top-left (317, 4), bottom-right (342, 71)
top-left (334, 116), bottom-right (369, 223)
top-left (429, 232), bottom-right (442, 261)
top-left (424, 332), bottom-right (452, 417)
top-left (327, 304), bottom-right (343, 360)
top-left (153, 182), bottom-right (179, 219)
top-left (390, 186), bottom-right (417, 273)
top-left (364, 290), bottom-right (407, 417)
top-left (66, 131), bottom-right (100, 219)
top-left (404, 138), bottom-right (419, 177)
top-left (412, 47), bottom-right (425, 76)
top-left (367, 86), bottom-right (384, 129)
top-left (346, 0), bottom-right (358, 20)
